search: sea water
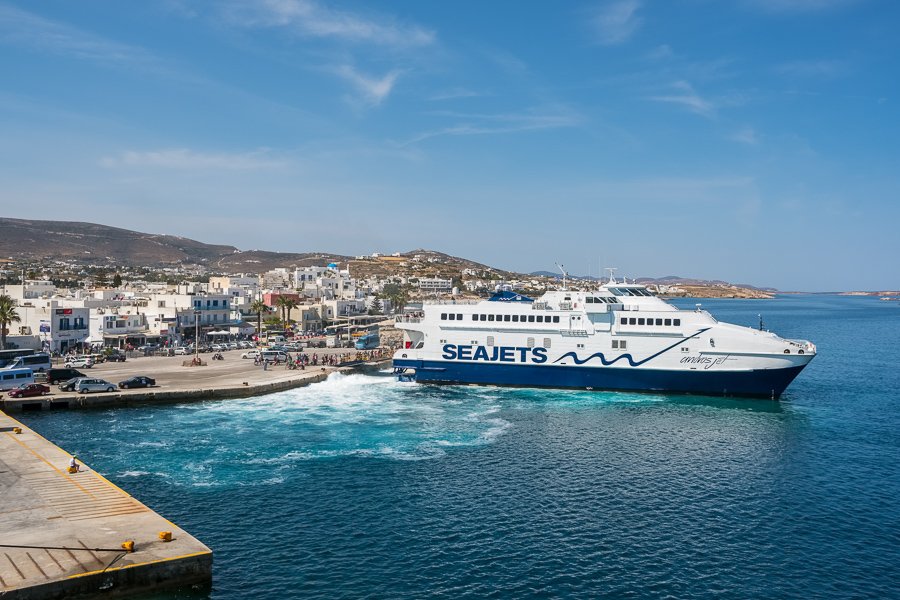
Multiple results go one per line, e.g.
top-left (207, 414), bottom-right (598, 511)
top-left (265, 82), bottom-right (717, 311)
top-left (20, 296), bottom-right (900, 599)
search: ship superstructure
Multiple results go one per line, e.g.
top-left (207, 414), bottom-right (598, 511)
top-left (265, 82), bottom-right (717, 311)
top-left (392, 280), bottom-right (815, 398)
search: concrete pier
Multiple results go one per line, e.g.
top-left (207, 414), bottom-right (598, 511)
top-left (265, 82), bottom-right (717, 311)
top-left (0, 412), bottom-right (212, 599)
top-left (0, 352), bottom-right (390, 413)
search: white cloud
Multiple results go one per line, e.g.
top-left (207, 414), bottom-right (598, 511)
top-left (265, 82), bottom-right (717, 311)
top-left (224, 0), bottom-right (435, 47)
top-left (403, 108), bottom-right (582, 145)
top-left (591, 0), bottom-right (643, 46)
top-left (334, 65), bottom-right (401, 105)
top-left (750, 0), bottom-right (861, 12)
top-left (0, 4), bottom-right (154, 66)
top-left (428, 88), bottom-right (484, 101)
top-left (776, 59), bottom-right (849, 78)
top-left (649, 81), bottom-right (715, 117)
top-left (100, 149), bottom-right (285, 170)
top-left (730, 127), bottom-right (760, 145)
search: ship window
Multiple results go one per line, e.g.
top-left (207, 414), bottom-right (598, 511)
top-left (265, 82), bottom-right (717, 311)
top-left (586, 297), bottom-right (593, 303)
top-left (504, 315), bottom-right (511, 322)
top-left (638, 318), bottom-right (645, 325)
top-left (621, 340), bottom-right (627, 349)
top-left (448, 313), bottom-right (455, 320)
top-left (527, 337), bottom-right (535, 348)
top-left (512, 315), bottom-right (519, 322)
top-left (674, 319), bottom-right (681, 326)
top-left (629, 318), bottom-right (636, 325)
top-left (612, 340), bottom-right (619, 349)
top-left (458, 314), bottom-right (463, 320)
top-left (553, 316), bottom-right (560, 323)
top-left (440, 313), bottom-right (447, 320)
top-left (537, 315), bottom-right (543, 323)
top-left (472, 314), bottom-right (478, 321)
top-left (528, 315), bottom-right (535, 322)
top-left (621, 318), bottom-right (627, 325)
top-left (488, 314), bottom-right (494, 321)
top-left (656, 319), bottom-right (663, 326)
top-left (487, 336), bottom-right (495, 346)
top-left (544, 337), bottom-right (551, 348)
top-left (710, 338), bottom-right (715, 347)
top-left (664, 319), bottom-right (671, 326)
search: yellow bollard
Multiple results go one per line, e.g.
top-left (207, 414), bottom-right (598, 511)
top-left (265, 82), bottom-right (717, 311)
top-left (12, 427), bottom-right (21, 434)
top-left (158, 531), bottom-right (172, 542)
top-left (121, 540), bottom-right (135, 552)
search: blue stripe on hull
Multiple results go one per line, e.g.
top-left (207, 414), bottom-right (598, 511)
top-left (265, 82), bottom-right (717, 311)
top-left (393, 359), bottom-right (806, 399)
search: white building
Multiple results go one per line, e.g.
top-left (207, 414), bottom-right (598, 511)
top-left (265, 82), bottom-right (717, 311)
top-left (418, 277), bottom-right (453, 293)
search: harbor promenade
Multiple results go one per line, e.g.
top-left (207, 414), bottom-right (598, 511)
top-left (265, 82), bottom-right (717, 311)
top-left (0, 349), bottom-right (390, 413)
top-left (0, 411), bottom-right (211, 599)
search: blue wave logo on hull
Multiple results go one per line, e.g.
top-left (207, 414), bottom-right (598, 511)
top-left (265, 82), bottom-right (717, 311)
top-left (553, 328), bottom-right (710, 367)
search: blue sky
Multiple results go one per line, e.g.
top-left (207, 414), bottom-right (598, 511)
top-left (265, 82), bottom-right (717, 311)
top-left (1, 0), bottom-right (897, 291)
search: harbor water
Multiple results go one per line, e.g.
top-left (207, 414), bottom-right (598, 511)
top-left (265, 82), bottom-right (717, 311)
top-left (20, 295), bottom-right (900, 599)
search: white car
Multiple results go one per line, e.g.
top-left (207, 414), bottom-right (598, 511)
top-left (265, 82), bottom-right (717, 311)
top-left (241, 350), bottom-right (261, 360)
top-left (173, 347), bottom-right (190, 355)
top-left (65, 357), bottom-right (94, 369)
top-left (75, 378), bottom-right (117, 393)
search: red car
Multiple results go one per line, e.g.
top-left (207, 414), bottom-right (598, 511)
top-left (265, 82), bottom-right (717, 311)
top-left (7, 383), bottom-right (51, 398)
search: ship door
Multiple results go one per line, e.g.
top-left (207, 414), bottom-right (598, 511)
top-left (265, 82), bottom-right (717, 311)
top-left (569, 315), bottom-right (579, 331)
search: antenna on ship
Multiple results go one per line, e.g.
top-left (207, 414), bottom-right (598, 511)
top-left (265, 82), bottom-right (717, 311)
top-left (758, 314), bottom-right (765, 331)
top-left (555, 263), bottom-right (568, 291)
top-left (605, 267), bottom-right (617, 285)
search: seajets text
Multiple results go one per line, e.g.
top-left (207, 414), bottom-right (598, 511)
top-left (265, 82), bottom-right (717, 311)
top-left (442, 344), bottom-right (548, 363)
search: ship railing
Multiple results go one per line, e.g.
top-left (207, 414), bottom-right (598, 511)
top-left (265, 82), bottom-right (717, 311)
top-left (420, 299), bottom-right (481, 305)
top-left (787, 339), bottom-right (817, 353)
top-left (395, 315), bottom-right (424, 323)
top-left (560, 329), bottom-right (589, 337)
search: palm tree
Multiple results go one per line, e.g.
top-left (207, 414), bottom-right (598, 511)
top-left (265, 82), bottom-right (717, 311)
top-left (283, 298), bottom-right (299, 328)
top-left (250, 299), bottom-right (267, 342)
top-left (0, 294), bottom-right (21, 350)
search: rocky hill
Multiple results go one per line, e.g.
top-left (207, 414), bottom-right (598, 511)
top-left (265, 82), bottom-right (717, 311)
top-left (0, 218), bottom-right (773, 295)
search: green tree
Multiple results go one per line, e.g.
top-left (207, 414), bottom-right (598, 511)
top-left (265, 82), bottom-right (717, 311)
top-left (0, 294), bottom-right (21, 350)
top-left (381, 283), bottom-right (410, 314)
top-left (368, 297), bottom-right (383, 315)
top-left (94, 270), bottom-right (109, 287)
top-left (283, 298), bottom-right (299, 326)
top-left (112, 273), bottom-right (123, 287)
top-left (250, 299), bottom-right (268, 340)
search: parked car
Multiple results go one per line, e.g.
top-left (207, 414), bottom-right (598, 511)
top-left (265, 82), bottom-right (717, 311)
top-left (47, 368), bottom-right (86, 385)
top-left (105, 352), bottom-right (127, 362)
top-left (118, 376), bottom-right (156, 389)
top-left (239, 341), bottom-right (253, 349)
top-left (210, 344), bottom-right (225, 352)
top-left (241, 350), bottom-right (261, 360)
top-left (7, 383), bottom-right (51, 398)
top-left (65, 357), bottom-right (94, 369)
top-left (75, 378), bottom-right (117, 394)
top-left (173, 346), bottom-right (190, 355)
top-left (58, 377), bottom-right (82, 392)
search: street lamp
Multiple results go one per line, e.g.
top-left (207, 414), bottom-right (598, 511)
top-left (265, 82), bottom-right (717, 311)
top-left (194, 310), bottom-right (201, 363)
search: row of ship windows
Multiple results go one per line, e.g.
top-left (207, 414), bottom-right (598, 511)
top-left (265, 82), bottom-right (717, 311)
top-left (441, 313), bottom-right (562, 323)
top-left (585, 297), bottom-right (619, 304)
top-left (621, 317), bottom-right (681, 326)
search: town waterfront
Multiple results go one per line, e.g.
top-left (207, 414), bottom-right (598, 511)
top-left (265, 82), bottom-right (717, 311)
top-left (19, 295), bottom-right (900, 599)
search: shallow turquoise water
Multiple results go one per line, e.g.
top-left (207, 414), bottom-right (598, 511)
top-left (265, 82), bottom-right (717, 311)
top-left (20, 295), bottom-right (900, 599)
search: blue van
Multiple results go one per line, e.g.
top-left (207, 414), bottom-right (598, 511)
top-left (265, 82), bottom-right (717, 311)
top-left (0, 368), bottom-right (35, 391)
top-left (7, 353), bottom-right (52, 373)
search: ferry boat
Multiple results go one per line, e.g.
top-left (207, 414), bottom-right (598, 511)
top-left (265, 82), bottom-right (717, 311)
top-left (392, 277), bottom-right (816, 399)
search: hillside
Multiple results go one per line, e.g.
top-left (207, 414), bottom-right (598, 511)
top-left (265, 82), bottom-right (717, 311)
top-left (1, 217), bottom-right (773, 295)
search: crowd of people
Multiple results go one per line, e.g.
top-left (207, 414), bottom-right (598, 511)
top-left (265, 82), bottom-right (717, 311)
top-left (253, 348), bottom-right (389, 370)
